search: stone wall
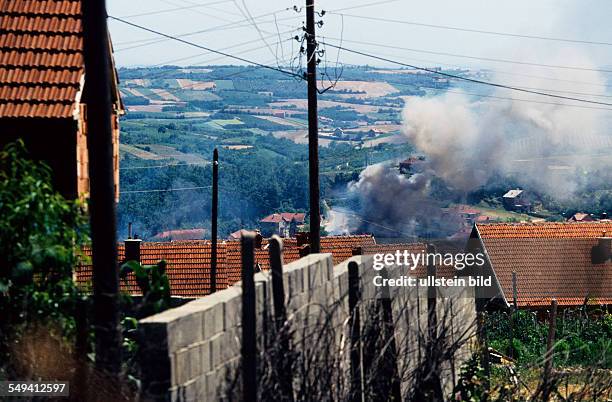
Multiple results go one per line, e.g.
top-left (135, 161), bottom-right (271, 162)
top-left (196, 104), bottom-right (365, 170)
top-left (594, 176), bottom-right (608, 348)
top-left (139, 253), bottom-right (476, 401)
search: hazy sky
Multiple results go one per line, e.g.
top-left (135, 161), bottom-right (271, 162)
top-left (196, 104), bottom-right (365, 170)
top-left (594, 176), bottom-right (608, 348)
top-left (107, 0), bottom-right (611, 74)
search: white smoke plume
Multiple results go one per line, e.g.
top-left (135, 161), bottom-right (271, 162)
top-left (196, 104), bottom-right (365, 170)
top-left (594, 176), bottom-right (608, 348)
top-left (402, 50), bottom-right (611, 198)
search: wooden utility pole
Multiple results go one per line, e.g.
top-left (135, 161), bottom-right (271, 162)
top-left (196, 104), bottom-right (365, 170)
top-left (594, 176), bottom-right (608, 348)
top-left (211, 148), bottom-right (219, 293)
top-left (306, 0), bottom-right (321, 253)
top-left (82, 0), bottom-right (121, 376)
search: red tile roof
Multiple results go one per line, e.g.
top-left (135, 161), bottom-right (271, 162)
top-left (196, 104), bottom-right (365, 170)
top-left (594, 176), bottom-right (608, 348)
top-left (475, 221), bottom-right (612, 307)
top-left (0, 0), bottom-right (120, 118)
top-left (75, 235), bottom-right (376, 297)
top-left (477, 221), bottom-right (612, 239)
top-left (0, 0), bottom-right (84, 118)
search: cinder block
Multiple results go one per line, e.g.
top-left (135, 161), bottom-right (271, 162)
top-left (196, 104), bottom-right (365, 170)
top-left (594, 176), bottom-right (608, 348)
top-left (189, 344), bottom-right (201, 380)
top-left (202, 301), bottom-right (224, 339)
top-left (167, 311), bottom-right (203, 352)
top-left (209, 333), bottom-right (223, 369)
top-left (205, 372), bottom-right (218, 401)
top-left (183, 378), bottom-right (198, 402)
top-left (224, 295), bottom-right (242, 329)
top-left (221, 327), bottom-right (241, 363)
top-left (175, 348), bottom-right (191, 385)
top-left (200, 340), bottom-right (211, 374)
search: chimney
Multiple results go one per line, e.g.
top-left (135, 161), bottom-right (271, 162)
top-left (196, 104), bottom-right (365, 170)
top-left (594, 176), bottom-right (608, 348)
top-left (296, 232), bottom-right (310, 247)
top-left (125, 223), bottom-right (141, 263)
top-left (591, 231), bottom-right (611, 264)
top-left (299, 244), bottom-right (311, 257)
top-left (255, 232), bottom-right (263, 249)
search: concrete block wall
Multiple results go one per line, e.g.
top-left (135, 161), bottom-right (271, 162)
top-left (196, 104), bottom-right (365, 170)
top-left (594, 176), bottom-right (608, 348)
top-left (139, 253), bottom-right (476, 401)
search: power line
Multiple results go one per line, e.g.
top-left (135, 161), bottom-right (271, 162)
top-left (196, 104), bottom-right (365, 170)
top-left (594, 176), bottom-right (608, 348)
top-left (322, 37), bottom-right (612, 74)
top-left (320, 41), bottom-right (612, 107)
top-left (121, 162), bottom-right (209, 170)
top-left (331, 12), bottom-right (612, 47)
top-left (327, 0), bottom-right (401, 13)
top-left (121, 185), bottom-right (212, 194)
top-left (420, 86), bottom-right (612, 111)
top-left (119, 0), bottom-right (233, 18)
top-left (112, 8), bottom-right (300, 51)
top-left (109, 16), bottom-right (304, 80)
top-left (323, 38), bottom-right (612, 98)
top-left (119, 43), bottom-right (296, 100)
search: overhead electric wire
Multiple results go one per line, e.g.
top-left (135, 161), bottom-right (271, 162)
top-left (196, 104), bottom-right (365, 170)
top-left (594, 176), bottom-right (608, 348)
top-left (109, 15), bottom-right (304, 80)
top-left (326, 0), bottom-right (402, 13)
top-left (321, 37), bottom-right (612, 74)
top-left (121, 186), bottom-right (212, 194)
top-left (112, 8), bottom-right (301, 51)
top-left (120, 41), bottom-right (296, 99)
top-left (233, 0), bottom-right (277, 61)
top-left (330, 12), bottom-right (612, 47)
top-left (320, 40), bottom-right (612, 107)
top-left (322, 37), bottom-right (612, 98)
top-left (119, 0), bottom-right (233, 18)
top-left (121, 162), bottom-right (209, 170)
top-left (418, 86), bottom-right (612, 111)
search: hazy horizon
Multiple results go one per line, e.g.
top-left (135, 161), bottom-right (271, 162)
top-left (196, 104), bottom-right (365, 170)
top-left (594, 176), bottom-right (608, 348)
top-left (108, 0), bottom-right (612, 75)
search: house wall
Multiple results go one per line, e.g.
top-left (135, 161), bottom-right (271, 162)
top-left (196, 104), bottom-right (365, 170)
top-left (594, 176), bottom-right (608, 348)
top-left (1, 110), bottom-right (121, 202)
top-left (138, 253), bottom-right (477, 401)
top-left (0, 118), bottom-right (79, 199)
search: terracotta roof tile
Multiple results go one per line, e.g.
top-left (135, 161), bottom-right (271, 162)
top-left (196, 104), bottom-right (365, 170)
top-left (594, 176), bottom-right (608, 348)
top-left (477, 221), bottom-right (612, 239)
top-left (0, 0), bottom-right (81, 16)
top-left (75, 235), bottom-right (376, 297)
top-left (476, 221), bottom-right (612, 307)
top-left (0, 0), bottom-right (86, 118)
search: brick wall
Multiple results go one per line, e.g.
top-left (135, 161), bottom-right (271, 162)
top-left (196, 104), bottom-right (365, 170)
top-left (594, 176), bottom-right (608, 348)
top-left (139, 253), bottom-right (476, 401)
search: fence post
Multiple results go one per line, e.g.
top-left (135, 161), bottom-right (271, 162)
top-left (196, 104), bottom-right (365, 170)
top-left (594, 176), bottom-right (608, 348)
top-left (241, 233), bottom-right (257, 402)
top-left (427, 244), bottom-right (438, 345)
top-left (509, 271), bottom-right (517, 359)
top-left (425, 243), bottom-right (444, 402)
top-left (379, 267), bottom-right (401, 401)
top-left (542, 299), bottom-right (558, 401)
top-left (348, 261), bottom-right (363, 402)
top-left (269, 236), bottom-right (294, 401)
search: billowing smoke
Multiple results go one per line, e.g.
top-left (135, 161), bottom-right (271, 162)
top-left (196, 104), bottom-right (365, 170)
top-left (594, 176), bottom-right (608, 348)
top-left (403, 51), bottom-right (611, 198)
top-left (327, 164), bottom-right (462, 238)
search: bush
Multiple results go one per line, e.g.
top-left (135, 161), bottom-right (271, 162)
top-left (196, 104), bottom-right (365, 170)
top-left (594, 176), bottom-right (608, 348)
top-left (0, 141), bottom-right (89, 379)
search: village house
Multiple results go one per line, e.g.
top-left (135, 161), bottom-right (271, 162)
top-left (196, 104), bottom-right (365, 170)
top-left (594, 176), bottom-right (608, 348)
top-left (399, 156), bottom-right (426, 175)
top-left (502, 188), bottom-right (531, 212)
top-left (567, 212), bottom-right (595, 222)
top-left (260, 212), bottom-right (306, 237)
top-left (467, 221), bottom-right (612, 309)
top-left (0, 0), bottom-right (123, 200)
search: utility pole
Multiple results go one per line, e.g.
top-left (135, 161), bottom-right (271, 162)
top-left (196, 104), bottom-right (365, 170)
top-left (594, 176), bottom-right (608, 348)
top-left (306, 0), bottom-right (321, 253)
top-left (211, 148), bottom-right (219, 293)
top-left (82, 0), bottom-right (121, 377)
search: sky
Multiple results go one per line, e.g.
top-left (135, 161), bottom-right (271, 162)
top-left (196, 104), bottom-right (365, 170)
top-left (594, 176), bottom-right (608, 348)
top-left (107, 0), bottom-right (612, 74)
